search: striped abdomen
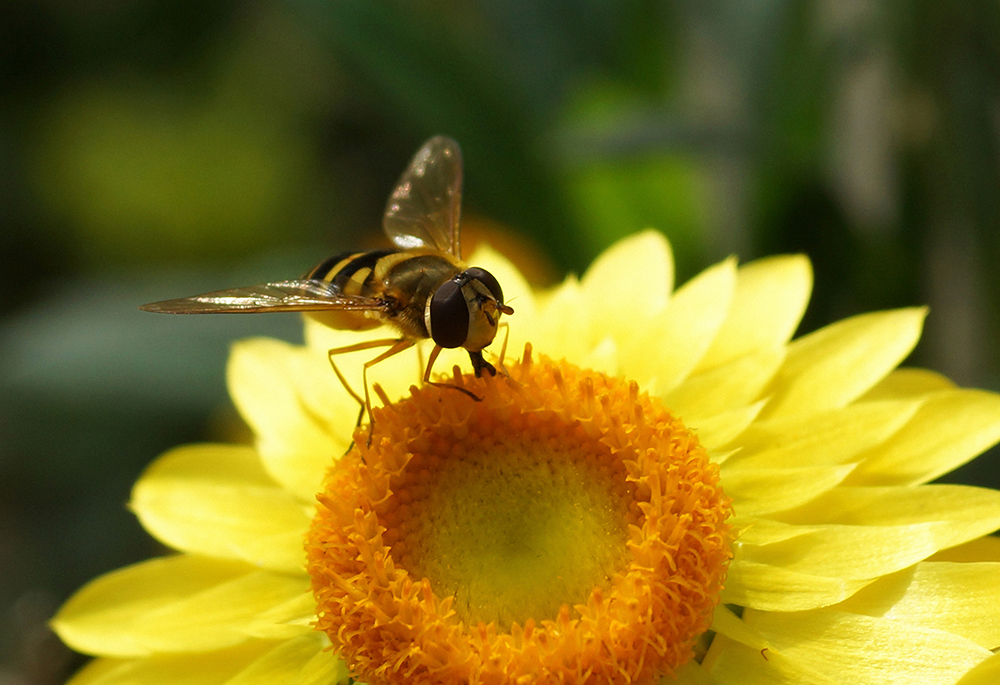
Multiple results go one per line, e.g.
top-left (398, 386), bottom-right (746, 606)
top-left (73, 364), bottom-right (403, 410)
top-left (305, 249), bottom-right (395, 298)
top-left (304, 248), bottom-right (463, 339)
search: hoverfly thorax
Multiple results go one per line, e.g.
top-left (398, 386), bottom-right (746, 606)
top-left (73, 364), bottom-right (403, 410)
top-left (426, 266), bottom-right (513, 353)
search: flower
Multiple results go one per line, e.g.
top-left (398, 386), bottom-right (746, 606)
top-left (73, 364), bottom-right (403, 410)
top-left (53, 231), bottom-right (1000, 684)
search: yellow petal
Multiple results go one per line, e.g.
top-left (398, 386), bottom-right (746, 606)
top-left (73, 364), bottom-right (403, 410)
top-left (531, 233), bottom-right (673, 372)
top-left (704, 634), bottom-right (839, 684)
top-left (727, 399), bottom-right (921, 469)
top-left (638, 257), bottom-right (737, 393)
top-left (531, 276), bottom-right (591, 365)
top-left (581, 334), bottom-right (619, 376)
top-left (729, 489), bottom-right (1000, 612)
top-left (931, 535), bottom-right (1000, 563)
top-left (52, 556), bottom-right (303, 657)
top-left (697, 254), bottom-right (812, 372)
top-left (580, 230), bottom-right (673, 336)
top-left (861, 367), bottom-right (957, 401)
top-left (662, 348), bottom-right (785, 419)
top-left (131, 444), bottom-right (312, 572)
top-left (957, 652), bottom-right (1000, 685)
top-left (761, 308), bottom-right (927, 420)
top-left (722, 463), bottom-right (855, 517)
top-left (847, 389), bottom-right (1000, 485)
top-left (710, 604), bottom-right (769, 651)
top-left (673, 659), bottom-right (716, 685)
top-left (228, 338), bottom-right (345, 501)
top-left (723, 559), bottom-right (872, 611)
top-left (744, 610), bottom-right (992, 685)
top-left (835, 561), bottom-right (1000, 649)
top-left (243, 592), bottom-right (317, 640)
top-left (225, 633), bottom-right (348, 685)
top-left (692, 401), bottom-right (766, 451)
top-left (737, 519), bottom-right (949, 579)
top-left (776, 485), bottom-right (1000, 550)
top-left (65, 643), bottom-right (276, 685)
top-left (147, 572), bottom-right (309, 649)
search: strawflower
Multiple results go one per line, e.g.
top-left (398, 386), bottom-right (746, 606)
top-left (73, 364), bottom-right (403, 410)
top-left (54, 232), bottom-right (1000, 684)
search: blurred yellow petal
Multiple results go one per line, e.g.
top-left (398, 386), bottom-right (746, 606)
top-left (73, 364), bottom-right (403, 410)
top-left (144, 571), bottom-right (308, 649)
top-left (580, 230), bottom-right (673, 338)
top-left (225, 633), bottom-right (348, 685)
top-left (53, 556), bottom-right (300, 657)
top-left (762, 308), bottom-right (927, 420)
top-left (862, 367), bottom-right (957, 400)
top-left (66, 642), bottom-right (275, 685)
top-left (692, 401), bottom-right (766, 451)
top-left (640, 257), bottom-right (737, 393)
top-left (227, 338), bottom-right (346, 501)
top-left (531, 276), bottom-right (594, 366)
top-left (131, 444), bottom-right (311, 571)
top-left (697, 254), bottom-right (812, 371)
top-left (243, 592), bottom-right (316, 640)
top-left (662, 348), bottom-right (785, 419)
top-left (671, 660), bottom-right (715, 685)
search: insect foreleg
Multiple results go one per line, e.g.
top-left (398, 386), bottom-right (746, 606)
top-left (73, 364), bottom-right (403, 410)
top-left (496, 322), bottom-right (510, 375)
top-left (422, 344), bottom-right (483, 402)
top-left (418, 344), bottom-right (440, 385)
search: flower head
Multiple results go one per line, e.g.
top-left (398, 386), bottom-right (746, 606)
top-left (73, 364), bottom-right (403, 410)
top-left (307, 349), bottom-right (731, 684)
top-left (53, 232), bottom-right (1000, 684)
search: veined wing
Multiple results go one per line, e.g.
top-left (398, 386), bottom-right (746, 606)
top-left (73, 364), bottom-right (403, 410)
top-left (139, 280), bottom-right (388, 314)
top-left (383, 135), bottom-right (463, 257)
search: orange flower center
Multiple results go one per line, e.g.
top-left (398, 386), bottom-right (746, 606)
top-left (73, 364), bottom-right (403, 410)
top-left (306, 346), bottom-right (732, 685)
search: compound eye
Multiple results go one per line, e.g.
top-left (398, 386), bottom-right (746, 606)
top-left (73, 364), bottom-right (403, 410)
top-left (429, 279), bottom-right (469, 348)
top-left (463, 267), bottom-right (504, 304)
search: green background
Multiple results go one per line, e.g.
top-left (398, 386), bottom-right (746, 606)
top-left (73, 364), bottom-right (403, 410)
top-left (2, 2), bottom-right (999, 682)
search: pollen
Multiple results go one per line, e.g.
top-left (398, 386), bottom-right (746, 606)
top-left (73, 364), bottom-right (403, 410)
top-left (305, 346), bottom-right (733, 685)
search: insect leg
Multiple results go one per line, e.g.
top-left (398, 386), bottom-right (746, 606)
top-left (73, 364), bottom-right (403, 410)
top-left (496, 321), bottom-right (510, 374)
top-left (468, 350), bottom-right (496, 377)
top-left (423, 345), bottom-right (482, 402)
top-left (328, 337), bottom-right (409, 432)
top-left (493, 322), bottom-right (522, 391)
top-left (359, 339), bottom-right (416, 445)
top-left (421, 344), bottom-right (444, 385)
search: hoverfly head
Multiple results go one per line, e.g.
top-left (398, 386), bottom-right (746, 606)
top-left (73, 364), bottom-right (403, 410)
top-left (427, 267), bottom-right (513, 352)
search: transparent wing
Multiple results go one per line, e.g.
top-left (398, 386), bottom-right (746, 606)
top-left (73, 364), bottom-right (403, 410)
top-left (139, 280), bottom-right (388, 314)
top-left (383, 135), bottom-right (463, 257)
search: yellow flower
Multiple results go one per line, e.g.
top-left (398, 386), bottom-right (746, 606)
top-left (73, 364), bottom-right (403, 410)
top-left (53, 232), bottom-right (1000, 684)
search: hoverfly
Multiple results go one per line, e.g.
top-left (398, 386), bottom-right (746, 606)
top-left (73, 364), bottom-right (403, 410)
top-left (140, 136), bottom-right (514, 433)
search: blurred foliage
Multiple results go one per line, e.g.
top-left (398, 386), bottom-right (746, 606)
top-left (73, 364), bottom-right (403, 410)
top-left (2, 1), bottom-right (1000, 683)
